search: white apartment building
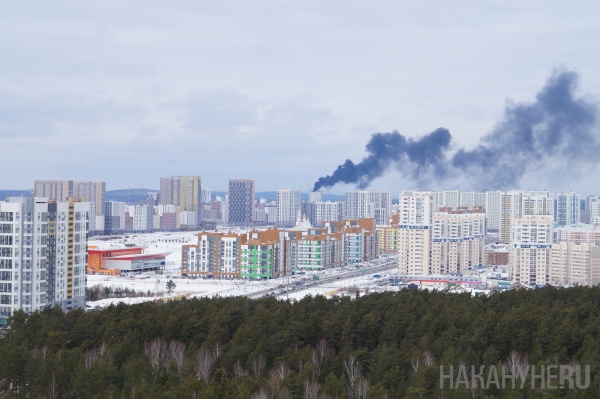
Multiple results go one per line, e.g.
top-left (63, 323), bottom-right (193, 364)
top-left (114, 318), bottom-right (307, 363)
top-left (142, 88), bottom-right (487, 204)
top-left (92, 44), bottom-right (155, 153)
top-left (588, 196), bottom-right (600, 226)
top-left (345, 190), bottom-right (391, 225)
top-left (0, 197), bottom-right (88, 325)
top-left (438, 191), bottom-right (460, 210)
top-left (485, 191), bottom-right (502, 232)
top-left (277, 189), bottom-right (302, 227)
top-left (430, 211), bottom-right (486, 274)
top-left (550, 242), bottom-right (600, 286)
top-left (129, 204), bottom-right (154, 231)
top-left (508, 215), bottom-right (553, 286)
top-left (555, 192), bottom-right (581, 227)
top-left (500, 190), bottom-right (554, 242)
top-left (305, 201), bottom-right (343, 228)
top-left (308, 191), bottom-right (322, 202)
top-left (398, 191), bottom-right (433, 275)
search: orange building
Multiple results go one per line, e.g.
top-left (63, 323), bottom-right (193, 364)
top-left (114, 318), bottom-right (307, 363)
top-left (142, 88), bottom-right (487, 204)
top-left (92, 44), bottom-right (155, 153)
top-left (87, 247), bottom-right (144, 274)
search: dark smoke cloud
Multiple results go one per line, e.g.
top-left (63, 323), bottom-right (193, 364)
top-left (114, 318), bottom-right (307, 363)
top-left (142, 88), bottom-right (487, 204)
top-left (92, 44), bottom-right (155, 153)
top-left (313, 128), bottom-right (451, 191)
top-left (313, 69), bottom-right (600, 191)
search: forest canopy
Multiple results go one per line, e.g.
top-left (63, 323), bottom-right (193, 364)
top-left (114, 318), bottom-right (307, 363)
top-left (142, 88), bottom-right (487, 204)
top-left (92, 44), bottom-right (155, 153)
top-left (1, 286), bottom-right (599, 398)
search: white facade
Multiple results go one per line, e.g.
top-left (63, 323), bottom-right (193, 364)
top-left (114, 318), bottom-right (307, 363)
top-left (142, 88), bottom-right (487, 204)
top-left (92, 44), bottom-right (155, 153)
top-left (308, 191), bottom-right (322, 202)
top-left (485, 191), bottom-right (502, 232)
top-left (345, 190), bottom-right (391, 225)
top-left (398, 191), bottom-right (433, 275)
top-left (130, 204), bottom-right (154, 231)
top-left (0, 197), bottom-right (88, 325)
top-left (430, 211), bottom-right (486, 274)
top-left (589, 196), bottom-right (600, 226)
top-left (201, 188), bottom-right (212, 204)
top-left (500, 190), bottom-right (554, 242)
top-left (555, 192), bottom-right (581, 227)
top-left (508, 215), bottom-right (553, 286)
top-left (277, 189), bottom-right (302, 227)
top-left (305, 201), bottom-right (343, 228)
top-left (550, 242), bottom-right (599, 286)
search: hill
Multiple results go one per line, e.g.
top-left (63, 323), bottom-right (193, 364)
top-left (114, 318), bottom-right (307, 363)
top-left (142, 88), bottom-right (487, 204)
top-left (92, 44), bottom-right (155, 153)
top-left (0, 190), bottom-right (31, 201)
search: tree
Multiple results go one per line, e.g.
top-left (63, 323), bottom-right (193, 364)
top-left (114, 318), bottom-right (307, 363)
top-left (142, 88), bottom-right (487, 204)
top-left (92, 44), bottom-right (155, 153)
top-left (166, 279), bottom-right (177, 295)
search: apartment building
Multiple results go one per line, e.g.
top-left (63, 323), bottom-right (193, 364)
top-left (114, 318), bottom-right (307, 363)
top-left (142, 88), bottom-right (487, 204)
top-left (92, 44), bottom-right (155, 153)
top-left (430, 210), bottom-right (485, 274)
top-left (500, 190), bottom-right (554, 242)
top-left (277, 189), bottom-right (301, 227)
top-left (228, 179), bottom-right (255, 224)
top-left (398, 191), bottom-right (433, 275)
top-left (160, 176), bottom-right (202, 226)
top-left (508, 215), bottom-right (553, 286)
top-left (0, 197), bottom-right (89, 325)
top-left (344, 190), bottom-right (391, 225)
top-left (555, 192), bottom-right (581, 226)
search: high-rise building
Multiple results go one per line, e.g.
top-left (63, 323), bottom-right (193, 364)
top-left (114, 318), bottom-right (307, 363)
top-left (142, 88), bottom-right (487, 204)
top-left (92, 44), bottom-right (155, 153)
top-left (485, 191), bottom-right (502, 232)
top-left (430, 210), bottom-right (486, 274)
top-left (277, 189), bottom-right (302, 227)
top-left (0, 197), bottom-right (89, 325)
top-left (588, 196), bottom-right (600, 226)
top-left (438, 191), bottom-right (460, 210)
top-left (508, 215), bottom-right (553, 286)
top-left (104, 201), bottom-right (127, 233)
top-left (555, 192), bottom-right (581, 226)
top-left (34, 180), bottom-right (105, 231)
top-left (308, 191), bottom-right (322, 202)
top-left (228, 179), bottom-right (255, 224)
top-left (500, 190), bottom-right (554, 242)
top-left (304, 201), bottom-right (343, 228)
top-left (201, 188), bottom-right (212, 204)
top-left (159, 176), bottom-right (202, 226)
top-left (550, 242), bottom-right (600, 286)
top-left (345, 190), bottom-right (391, 225)
top-left (398, 191), bottom-right (433, 275)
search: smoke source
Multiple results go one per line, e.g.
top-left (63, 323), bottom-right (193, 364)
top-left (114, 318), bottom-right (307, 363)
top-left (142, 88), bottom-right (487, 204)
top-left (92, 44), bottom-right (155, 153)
top-left (313, 69), bottom-right (599, 191)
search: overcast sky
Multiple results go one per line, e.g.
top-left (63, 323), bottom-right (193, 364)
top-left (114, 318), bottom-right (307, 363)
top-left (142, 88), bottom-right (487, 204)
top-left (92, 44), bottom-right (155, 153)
top-left (2, 1), bottom-right (600, 194)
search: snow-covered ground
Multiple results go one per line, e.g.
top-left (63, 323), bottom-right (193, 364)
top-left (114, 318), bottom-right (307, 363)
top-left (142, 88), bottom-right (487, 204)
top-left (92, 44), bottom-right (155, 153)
top-left (86, 231), bottom-right (490, 309)
top-left (86, 231), bottom-right (403, 309)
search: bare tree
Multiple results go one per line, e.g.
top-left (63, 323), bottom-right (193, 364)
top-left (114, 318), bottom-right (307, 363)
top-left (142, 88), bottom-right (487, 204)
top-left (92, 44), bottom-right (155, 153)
top-left (195, 348), bottom-right (217, 383)
top-left (423, 350), bottom-right (435, 367)
top-left (84, 349), bottom-right (98, 370)
top-left (251, 388), bottom-right (273, 399)
top-left (144, 338), bottom-right (168, 368)
top-left (98, 342), bottom-right (109, 357)
top-left (277, 387), bottom-right (293, 399)
top-left (251, 355), bottom-right (267, 378)
top-left (233, 359), bottom-right (246, 378)
top-left (303, 379), bottom-right (320, 399)
top-left (343, 354), bottom-right (361, 399)
top-left (316, 339), bottom-right (328, 359)
top-left (505, 350), bottom-right (528, 375)
top-left (355, 377), bottom-right (369, 399)
top-left (411, 357), bottom-right (420, 375)
top-left (169, 340), bottom-right (186, 370)
top-left (270, 361), bottom-right (290, 383)
top-left (47, 371), bottom-right (58, 399)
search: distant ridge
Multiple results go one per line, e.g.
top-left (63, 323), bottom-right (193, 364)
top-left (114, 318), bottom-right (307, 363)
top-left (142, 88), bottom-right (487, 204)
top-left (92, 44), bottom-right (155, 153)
top-left (0, 190), bottom-right (31, 201)
top-left (105, 189), bottom-right (346, 204)
top-left (106, 188), bottom-right (156, 203)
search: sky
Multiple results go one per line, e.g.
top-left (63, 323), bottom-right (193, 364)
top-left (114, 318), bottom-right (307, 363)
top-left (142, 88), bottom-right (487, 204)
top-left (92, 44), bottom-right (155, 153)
top-left (1, 1), bottom-right (600, 195)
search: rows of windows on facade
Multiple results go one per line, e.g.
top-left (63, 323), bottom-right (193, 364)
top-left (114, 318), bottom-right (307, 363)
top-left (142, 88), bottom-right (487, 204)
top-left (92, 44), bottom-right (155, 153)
top-left (2, 180), bottom-right (599, 322)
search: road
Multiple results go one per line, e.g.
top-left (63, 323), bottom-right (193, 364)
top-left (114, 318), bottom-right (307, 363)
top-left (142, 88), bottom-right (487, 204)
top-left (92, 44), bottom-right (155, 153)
top-left (245, 255), bottom-right (398, 299)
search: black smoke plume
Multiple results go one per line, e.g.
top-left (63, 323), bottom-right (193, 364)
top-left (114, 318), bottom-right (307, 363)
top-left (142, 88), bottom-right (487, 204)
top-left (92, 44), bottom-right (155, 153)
top-left (313, 128), bottom-right (452, 190)
top-left (313, 69), bottom-right (599, 191)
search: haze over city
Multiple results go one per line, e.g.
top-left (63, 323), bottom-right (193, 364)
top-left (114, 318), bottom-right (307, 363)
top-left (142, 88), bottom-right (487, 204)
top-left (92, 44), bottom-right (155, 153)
top-left (2, 1), bottom-right (600, 194)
